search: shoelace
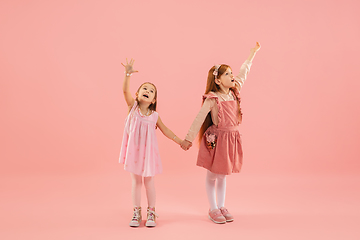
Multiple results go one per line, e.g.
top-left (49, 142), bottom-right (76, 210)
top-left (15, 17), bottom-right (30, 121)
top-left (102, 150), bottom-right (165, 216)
top-left (147, 210), bottom-right (159, 221)
top-left (132, 209), bottom-right (140, 221)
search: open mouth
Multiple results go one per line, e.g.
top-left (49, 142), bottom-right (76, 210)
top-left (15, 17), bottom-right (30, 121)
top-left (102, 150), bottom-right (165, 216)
top-left (143, 94), bottom-right (149, 98)
top-left (231, 79), bottom-right (235, 82)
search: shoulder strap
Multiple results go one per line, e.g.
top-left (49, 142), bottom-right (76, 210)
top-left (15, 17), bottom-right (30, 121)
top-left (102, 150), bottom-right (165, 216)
top-left (231, 88), bottom-right (241, 103)
top-left (202, 92), bottom-right (218, 101)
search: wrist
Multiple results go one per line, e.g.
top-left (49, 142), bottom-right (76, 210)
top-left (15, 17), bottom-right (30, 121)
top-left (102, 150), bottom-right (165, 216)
top-left (174, 136), bottom-right (182, 145)
top-left (125, 71), bottom-right (132, 77)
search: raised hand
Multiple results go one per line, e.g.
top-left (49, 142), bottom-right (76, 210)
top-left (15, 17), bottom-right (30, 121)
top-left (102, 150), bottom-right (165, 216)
top-left (247, 42), bottom-right (261, 62)
top-left (251, 42), bottom-right (261, 52)
top-left (180, 140), bottom-right (192, 151)
top-left (121, 58), bottom-right (139, 75)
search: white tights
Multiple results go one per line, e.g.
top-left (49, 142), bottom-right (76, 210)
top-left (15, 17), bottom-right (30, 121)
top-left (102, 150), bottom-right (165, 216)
top-left (131, 173), bottom-right (156, 208)
top-left (206, 170), bottom-right (226, 211)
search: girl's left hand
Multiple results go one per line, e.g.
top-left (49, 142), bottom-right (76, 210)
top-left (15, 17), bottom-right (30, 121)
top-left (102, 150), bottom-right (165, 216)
top-left (251, 42), bottom-right (261, 52)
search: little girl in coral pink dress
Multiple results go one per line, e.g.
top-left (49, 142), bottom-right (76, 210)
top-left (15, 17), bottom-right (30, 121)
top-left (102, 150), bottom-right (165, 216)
top-left (181, 42), bottom-right (261, 224)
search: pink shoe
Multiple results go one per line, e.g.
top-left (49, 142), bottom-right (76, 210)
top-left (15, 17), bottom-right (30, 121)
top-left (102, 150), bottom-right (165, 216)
top-left (208, 209), bottom-right (226, 224)
top-left (219, 207), bottom-right (234, 222)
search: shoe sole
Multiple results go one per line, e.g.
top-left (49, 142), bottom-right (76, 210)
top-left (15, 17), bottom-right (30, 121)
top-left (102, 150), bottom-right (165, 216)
top-left (208, 215), bottom-right (226, 224)
top-left (129, 219), bottom-right (141, 227)
top-left (129, 223), bottom-right (140, 227)
top-left (145, 223), bottom-right (156, 227)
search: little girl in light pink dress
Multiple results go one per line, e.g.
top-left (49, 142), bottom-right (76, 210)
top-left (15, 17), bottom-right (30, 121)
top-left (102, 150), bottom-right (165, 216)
top-left (119, 58), bottom-right (186, 228)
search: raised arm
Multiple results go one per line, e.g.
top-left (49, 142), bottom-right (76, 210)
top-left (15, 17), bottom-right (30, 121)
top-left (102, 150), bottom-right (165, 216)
top-left (247, 42), bottom-right (261, 62)
top-left (156, 116), bottom-right (183, 145)
top-left (234, 42), bottom-right (261, 90)
top-left (122, 58), bottom-right (139, 109)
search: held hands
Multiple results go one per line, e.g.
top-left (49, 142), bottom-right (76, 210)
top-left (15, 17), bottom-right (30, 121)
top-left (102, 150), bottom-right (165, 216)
top-left (251, 42), bottom-right (261, 52)
top-left (180, 140), bottom-right (192, 151)
top-left (121, 58), bottom-right (139, 75)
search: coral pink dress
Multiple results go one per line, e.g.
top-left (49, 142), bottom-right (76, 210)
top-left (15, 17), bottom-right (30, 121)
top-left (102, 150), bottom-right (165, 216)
top-left (196, 91), bottom-right (243, 175)
top-left (119, 101), bottom-right (162, 177)
top-left (185, 60), bottom-right (252, 175)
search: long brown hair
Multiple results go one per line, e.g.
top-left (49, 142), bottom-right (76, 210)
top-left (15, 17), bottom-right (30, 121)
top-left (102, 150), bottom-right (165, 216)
top-left (198, 65), bottom-right (242, 145)
top-left (134, 82), bottom-right (158, 111)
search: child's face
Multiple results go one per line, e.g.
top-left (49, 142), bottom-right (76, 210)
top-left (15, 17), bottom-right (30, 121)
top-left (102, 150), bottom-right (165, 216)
top-left (136, 83), bottom-right (156, 104)
top-left (217, 67), bottom-right (235, 89)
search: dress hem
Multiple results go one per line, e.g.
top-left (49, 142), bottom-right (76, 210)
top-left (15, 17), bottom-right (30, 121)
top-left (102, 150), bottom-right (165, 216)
top-left (196, 163), bottom-right (241, 175)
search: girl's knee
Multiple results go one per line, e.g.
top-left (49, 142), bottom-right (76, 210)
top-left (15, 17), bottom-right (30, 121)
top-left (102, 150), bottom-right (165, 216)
top-left (207, 170), bottom-right (217, 181)
top-left (217, 174), bottom-right (226, 180)
top-left (144, 176), bottom-right (154, 187)
top-left (131, 174), bottom-right (143, 186)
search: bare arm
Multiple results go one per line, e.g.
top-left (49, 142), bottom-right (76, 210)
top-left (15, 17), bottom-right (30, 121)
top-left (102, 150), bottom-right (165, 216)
top-left (156, 116), bottom-right (182, 145)
top-left (122, 58), bottom-right (139, 109)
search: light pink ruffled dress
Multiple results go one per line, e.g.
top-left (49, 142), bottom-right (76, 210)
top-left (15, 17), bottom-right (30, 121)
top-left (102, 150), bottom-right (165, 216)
top-left (119, 102), bottom-right (162, 177)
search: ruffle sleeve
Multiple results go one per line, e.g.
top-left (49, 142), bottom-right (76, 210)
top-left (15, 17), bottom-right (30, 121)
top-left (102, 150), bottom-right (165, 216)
top-left (203, 92), bottom-right (224, 128)
top-left (231, 88), bottom-right (242, 124)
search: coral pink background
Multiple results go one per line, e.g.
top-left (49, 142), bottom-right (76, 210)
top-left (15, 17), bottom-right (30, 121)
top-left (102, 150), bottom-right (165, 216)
top-left (1, 0), bottom-right (360, 239)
